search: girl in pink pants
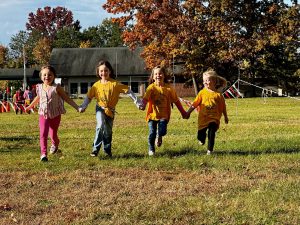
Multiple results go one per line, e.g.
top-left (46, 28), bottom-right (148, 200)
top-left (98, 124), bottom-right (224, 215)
top-left (25, 65), bottom-right (79, 162)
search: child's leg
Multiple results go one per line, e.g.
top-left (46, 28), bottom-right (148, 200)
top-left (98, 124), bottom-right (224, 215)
top-left (207, 122), bottom-right (218, 151)
top-left (197, 127), bottom-right (208, 145)
top-left (157, 119), bottom-right (167, 137)
top-left (156, 119), bottom-right (168, 146)
top-left (148, 120), bottom-right (158, 152)
top-left (49, 115), bottom-right (61, 148)
top-left (39, 115), bottom-right (50, 156)
top-left (92, 106), bottom-right (106, 154)
top-left (102, 116), bottom-right (114, 156)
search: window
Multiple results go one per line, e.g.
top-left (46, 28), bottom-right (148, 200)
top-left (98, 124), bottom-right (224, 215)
top-left (80, 82), bottom-right (88, 94)
top-left (70, 83), bottom-right (78, 95)
top-left (131, 82), bottom-right (139, 93)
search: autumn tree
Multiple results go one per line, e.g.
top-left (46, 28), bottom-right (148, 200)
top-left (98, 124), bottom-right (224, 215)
top-left (32, 37), bottom-right (52, 65)
top-left (26, 6), bottom-right (79, 42)
top-left (104, 0), bottom-right (299, 92)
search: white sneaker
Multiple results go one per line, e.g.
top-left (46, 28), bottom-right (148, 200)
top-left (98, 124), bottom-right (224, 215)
top-left (50, 145), bottom-right (58, 154)
top-left (199, 141), bottom-right (204, 145)
top-left (148, 150), bottom-right (155, 156)
top-left (207, 150), bottom-right (212, 155)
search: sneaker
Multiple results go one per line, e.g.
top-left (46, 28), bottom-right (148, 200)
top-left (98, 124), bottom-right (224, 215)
top-left (199, 141), bottom-right (205, 145)
top-left (90, 152), bottom-right (98, 157)
top-left (156, 136), bottom-right (162, 147)
top-left (50, 145), bottom-right (58, 154)
top-left (40, 155), bottom-right (48, 162)
top-left (148, 150), bottom-right (155, 156)
top-left (207, 150), bottom-right (212, 155)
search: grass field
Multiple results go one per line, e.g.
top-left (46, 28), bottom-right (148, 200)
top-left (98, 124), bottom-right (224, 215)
top-left (0, 97), bottom-right (300, 224)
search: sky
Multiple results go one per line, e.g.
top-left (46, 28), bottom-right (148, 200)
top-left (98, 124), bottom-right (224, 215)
top-left (0, 0), bottom-right (294, 47)
top-left (0, 0), bottom-right (115, 46)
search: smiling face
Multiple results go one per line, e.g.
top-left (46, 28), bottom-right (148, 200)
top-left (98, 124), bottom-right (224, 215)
top-left (153, 68), bottom-right (165, 85)
top-left (203, 74), bottom-right (216, 91)
top-left (98, 64), bottom-right (110, 81)
top-left (40, 68), bottom-right (55, 86)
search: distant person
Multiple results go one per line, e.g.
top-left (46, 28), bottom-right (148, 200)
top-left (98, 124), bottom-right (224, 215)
top-left (139, 66), bottom-right (187, 156)
top-left (185, 70), bottom-right (229, 155)
top-left (23, 86), bottom-right (33, 106)
top-left (15, 88), bottom-right (25, 114)
top-left (25, 65), bottom-right (79, 162)
top-left (78, 60), bottom-right (141, 158)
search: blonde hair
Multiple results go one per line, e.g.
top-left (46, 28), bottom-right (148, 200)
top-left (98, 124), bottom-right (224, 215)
top-left (203, 70), bottom-right (227, 92)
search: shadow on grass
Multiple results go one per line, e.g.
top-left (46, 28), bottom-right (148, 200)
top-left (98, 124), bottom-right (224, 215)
top-left (0, 136), bottom-right (36, 153)
top-left (216, 148), bottom-right (300, 156)
top-left (0, 136), bottom-right (35, 142)
top-left (112, 146), bottom-right (300, 159)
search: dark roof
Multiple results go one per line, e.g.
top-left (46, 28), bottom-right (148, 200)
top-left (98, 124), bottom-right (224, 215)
top-left (0, 68), bottom-right (39, 80)
top-left (49, 47), bottom-right (149, 77)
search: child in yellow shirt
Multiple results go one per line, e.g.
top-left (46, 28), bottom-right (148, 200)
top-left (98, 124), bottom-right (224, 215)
top-left (185, 70), bottom-right (229, 155)
top-left (79, 60), bottom-right (141, 157)
top-left (140, 66), bottom-right (187, 156)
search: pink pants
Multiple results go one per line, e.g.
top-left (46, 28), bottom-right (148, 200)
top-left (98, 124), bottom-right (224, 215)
top-left (39, 115), bottom-right (61, 156)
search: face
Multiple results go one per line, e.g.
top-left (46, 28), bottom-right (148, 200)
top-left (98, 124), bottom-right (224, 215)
top-left (203, 74), bottom-right (216, 90)
top-left (98, 65), bottom-right (110, 80)
top-left (153, 68), bottom-right (165, 83)
top-left (41, 68), bottom-right (55, 85)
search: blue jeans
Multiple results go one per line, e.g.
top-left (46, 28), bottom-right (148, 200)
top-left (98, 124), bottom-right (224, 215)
top-left (148, 119), bottom-right (168, 152)
top-left (92, 105), bottom-right (114, 154)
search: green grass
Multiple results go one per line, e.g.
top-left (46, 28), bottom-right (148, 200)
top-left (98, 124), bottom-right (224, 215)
top-left (0, 97), bottom-right (300, 224)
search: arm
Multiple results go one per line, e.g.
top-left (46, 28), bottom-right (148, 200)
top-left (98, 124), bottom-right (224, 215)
top-left (185, 105), bottom-right (196, 119)
top-left (174, 100), bottom-right (187, 119)
top-left (25, 96), bottom-right (39, 112)
top-left (57, 85), bottom-right (79, 112)
top-left (223, 105), bottom-right (229, 124)
top-left (126, 89), bottom-right (143, 109)
top-left (78, 97), bottom-right (91, 113)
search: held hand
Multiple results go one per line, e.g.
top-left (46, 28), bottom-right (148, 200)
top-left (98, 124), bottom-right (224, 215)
top-left (182, 111), bottom-right (190, 119)
top-left (78, 107), bottom-right (86, 113)
top-left (24, 107), bottom-right (30, 113)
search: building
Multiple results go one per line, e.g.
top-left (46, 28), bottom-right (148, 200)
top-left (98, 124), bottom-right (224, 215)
top-left (0, 47), bottom-right (195, 97)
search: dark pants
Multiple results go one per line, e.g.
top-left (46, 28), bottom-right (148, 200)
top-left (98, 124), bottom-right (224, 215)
top-left (197, 122), bottom-right (218, 151)
top-left (148, 119), bottom-right (168, 152)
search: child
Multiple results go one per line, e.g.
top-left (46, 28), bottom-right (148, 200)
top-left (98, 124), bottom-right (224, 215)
top-left (139, 66), bottom-right (187, 156)
top-left (25, 65), bottom-right (79, 162)
top-left (185, 70), bottom-right (229, 155)
top-left (78, 60), bottom-right (141, 157)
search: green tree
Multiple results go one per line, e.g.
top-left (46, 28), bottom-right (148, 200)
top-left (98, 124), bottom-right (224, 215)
top-left (82, 18), bottom-right (124, 47)
top-left (53, 26), bottom-right (82, 48)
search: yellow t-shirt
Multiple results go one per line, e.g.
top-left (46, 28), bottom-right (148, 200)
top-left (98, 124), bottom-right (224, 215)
top-left (192, 88), bottom-right (226, 130)
top-left (143, 83), bottom-right (179, 122)
top-left (87, 78), bottom-right (129, 117)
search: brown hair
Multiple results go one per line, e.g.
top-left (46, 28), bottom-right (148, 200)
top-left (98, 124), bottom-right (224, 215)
top-left (96, 60), bottom-right (115, 79)
top-left (148, 66), bottom-right (171, 84)
top-left (39, 65), bottom-right (57, 84)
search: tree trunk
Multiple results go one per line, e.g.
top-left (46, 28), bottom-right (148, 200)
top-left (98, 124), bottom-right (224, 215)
top-left (192, 75), bottom-right (198, 96)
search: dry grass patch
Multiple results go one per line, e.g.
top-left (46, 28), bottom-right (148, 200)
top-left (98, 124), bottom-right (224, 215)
top-left (1, 167), bottom-right (299, 224)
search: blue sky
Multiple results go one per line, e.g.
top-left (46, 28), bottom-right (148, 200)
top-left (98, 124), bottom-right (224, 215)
top-left (0, 0), bottom-right (294, 47)
top-left (0, 0), bottom-right (114, 46)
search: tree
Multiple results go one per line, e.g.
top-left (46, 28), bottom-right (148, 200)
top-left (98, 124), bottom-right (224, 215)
top-left (53, 26), bottom-right (82, 48)
top-left (26, 6), bottom-right (78, 42)
top-left (104, 0), bottom-right (299, 92)
top-left (0, 45), bottom-right (8, 68)
top-left (32, 37), bottom-right (52, 65)
top-left (82, 18), bottom-right (124, 47)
